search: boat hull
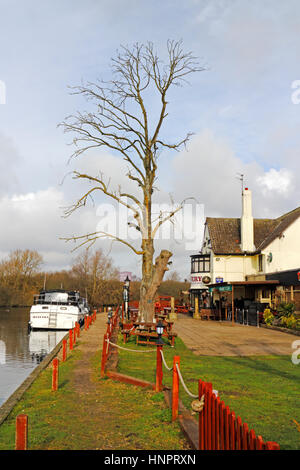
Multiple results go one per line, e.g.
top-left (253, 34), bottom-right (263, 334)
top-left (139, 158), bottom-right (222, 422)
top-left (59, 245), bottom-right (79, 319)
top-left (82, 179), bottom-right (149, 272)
top-left (29, 304), bottom-right (85, 330)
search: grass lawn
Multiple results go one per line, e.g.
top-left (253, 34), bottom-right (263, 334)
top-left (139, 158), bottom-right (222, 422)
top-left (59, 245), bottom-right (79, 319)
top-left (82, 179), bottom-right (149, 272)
top-left (0, 343), bottom-right (189, 450)
top-left (117, 333), bottom-right (300, 450)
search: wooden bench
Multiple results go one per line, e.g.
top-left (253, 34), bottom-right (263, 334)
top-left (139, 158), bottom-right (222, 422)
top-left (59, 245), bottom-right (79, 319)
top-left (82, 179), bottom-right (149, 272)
top-left (134, 330), bottom-right (177, 347)
top-left (200, 309), bottom-right (216, 320)
top-left (121, 324), bottom-right (135, 343)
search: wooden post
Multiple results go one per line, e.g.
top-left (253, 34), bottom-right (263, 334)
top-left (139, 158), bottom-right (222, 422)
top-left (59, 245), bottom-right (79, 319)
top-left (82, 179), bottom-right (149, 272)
top-left (205, 383), bottom-right (213, 450)
top-left (15, 414), bottom-right (28, 450)
top-left (242, 422), bottom-right (249, 450)
top-left (69, 329), bottom-right (73, 351)
top-left (265, 441), bottom-right (280, 450)
top-left (193, 296), bottom-right (200, 319)
top-left (230, 411), bottom-right (236, 450)
top-left (172, 356), bottom-right (180, 421)
top-left (100, 333), bottom-right (109, 378)
top-left (62, 339), bottom-right (67, 362)
top-left (52, 358), bottom-right (59, 391)
top-left (198, 380), bottom-right (205, 450)
top-left (232, 284), bottom-right (235, 325)
top-left (73, 327), bottom-right (76, 344)
top-left (155, 345), bottom-right (163, 392)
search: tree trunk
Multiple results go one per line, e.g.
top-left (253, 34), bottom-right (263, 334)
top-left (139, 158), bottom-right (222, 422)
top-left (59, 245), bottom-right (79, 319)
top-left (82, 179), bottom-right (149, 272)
top-left (139, 248), bottom-right (172, 323)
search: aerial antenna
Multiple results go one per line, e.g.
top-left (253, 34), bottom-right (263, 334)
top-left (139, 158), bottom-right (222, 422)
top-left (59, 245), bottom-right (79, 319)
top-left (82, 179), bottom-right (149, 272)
top-left (236, 173), bottom-right (244, 193)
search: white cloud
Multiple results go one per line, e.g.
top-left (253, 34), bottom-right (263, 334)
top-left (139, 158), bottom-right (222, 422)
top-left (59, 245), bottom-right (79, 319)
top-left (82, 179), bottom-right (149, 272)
top-left (257, 168), bottom-right (294, 196)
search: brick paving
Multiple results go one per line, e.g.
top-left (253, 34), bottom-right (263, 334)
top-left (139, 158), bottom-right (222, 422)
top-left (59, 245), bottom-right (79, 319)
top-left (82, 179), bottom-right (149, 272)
top-left (173, 315), bottom-right (294, 356)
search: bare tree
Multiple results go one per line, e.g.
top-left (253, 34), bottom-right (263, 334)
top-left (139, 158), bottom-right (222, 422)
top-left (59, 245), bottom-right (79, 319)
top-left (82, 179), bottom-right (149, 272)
top-left (70, 249), bottom-right (119, 305)
top-left (60, 40), bottom-right (203, 322)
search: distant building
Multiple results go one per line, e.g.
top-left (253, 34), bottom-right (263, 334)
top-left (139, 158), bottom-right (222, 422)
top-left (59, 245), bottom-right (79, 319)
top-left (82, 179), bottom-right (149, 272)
top-left (189, 188), bottom-right (300, 313)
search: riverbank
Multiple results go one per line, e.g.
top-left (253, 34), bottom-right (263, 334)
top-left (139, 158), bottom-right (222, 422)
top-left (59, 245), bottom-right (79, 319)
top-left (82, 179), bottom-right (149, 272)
top-left (0, 312), bottom-right (190, 450)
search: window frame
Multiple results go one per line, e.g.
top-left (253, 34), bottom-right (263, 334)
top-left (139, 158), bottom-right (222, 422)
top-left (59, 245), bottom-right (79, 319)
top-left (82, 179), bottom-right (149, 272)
top-left (191, 255), bottom-right (211, 274)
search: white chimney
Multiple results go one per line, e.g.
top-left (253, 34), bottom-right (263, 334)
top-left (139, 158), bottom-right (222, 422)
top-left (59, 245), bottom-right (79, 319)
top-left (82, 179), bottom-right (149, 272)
top-left (241, 188), bottom-right (254, 252)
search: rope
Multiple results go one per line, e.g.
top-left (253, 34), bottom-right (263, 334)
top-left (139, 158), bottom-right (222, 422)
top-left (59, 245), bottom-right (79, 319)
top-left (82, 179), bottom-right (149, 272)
top-left (105, 338), bottom-right (156, 353)
top-left (160, 349), bottom-right (173, 372)
top-left (176, 363), bottom-right (198, 398)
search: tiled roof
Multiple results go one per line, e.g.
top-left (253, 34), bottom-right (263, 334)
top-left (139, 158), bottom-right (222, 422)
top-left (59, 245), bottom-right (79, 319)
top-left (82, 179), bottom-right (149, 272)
top-left (206, 206), bottom-right (300, 254)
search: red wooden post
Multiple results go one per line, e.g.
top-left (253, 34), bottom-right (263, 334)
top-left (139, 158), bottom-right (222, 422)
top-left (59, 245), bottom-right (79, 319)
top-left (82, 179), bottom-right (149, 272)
top-left (230, 411), bottom-right (236, 450)
top-left (198, 380), bottom-right (205, 450)
top-left (224, 405), bottom-right (230, 450)
top-left (155, 345), bottom-right (163, 392)
top-left (76, 322), bottom-right (80, 337)
top-left (211, 394), bottom-right (218, 450)
top-left (265, 441), bottom-right (280, 450)
top-left (249, 429), bottom-right (256, 450)
top-left (215, 396), bottom-right (220, 450)
top-left (206, 383), bottom-right (213, 450)
top-left (236, 416), bottom-right (242, 450)
top-left (256, 435), bottom-right (264, 450)
top-left (69, 329), bottom-right (73, 351)
top-left (172, 356), bottom-right (180, 422)
top-left (73, 327), bottom-right (76, 344)
top-left (219, 401), bottom-right (225, 450)
top-left (52, 358), bottom-right (59, 391)
top-left (242, 422), bottom-right (249, 450)
top-left (62, 339), bottom-right (67, 362)
top-left (15, 414), bottom-right (28, 450)
top-left (100, 333), bottom-right (109, 378)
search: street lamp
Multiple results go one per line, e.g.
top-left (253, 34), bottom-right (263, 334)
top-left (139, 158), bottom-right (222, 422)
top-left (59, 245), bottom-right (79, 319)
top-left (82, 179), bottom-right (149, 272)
top-left (156, 320), bottom-right (165, 345)
top-left (123, 275), bottom-right (131, 321)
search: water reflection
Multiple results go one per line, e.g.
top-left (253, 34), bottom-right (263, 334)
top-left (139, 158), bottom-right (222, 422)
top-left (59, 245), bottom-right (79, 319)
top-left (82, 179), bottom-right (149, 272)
top-left (29, 330), bottom-right (66, 364)
top-left (0, 308), bottom-right (66, 406)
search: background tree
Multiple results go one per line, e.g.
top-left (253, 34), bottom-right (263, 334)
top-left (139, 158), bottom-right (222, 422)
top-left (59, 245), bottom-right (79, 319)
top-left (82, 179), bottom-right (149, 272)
top-left (60, 40), bottom-right (203, 322)
top-left (0, 249), bottom-right (43, 306)
top-left (70, 248), bottom-right (119, 305)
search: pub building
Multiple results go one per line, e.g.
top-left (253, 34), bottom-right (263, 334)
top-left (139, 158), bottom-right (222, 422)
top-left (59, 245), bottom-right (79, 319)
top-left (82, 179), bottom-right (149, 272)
top-left (189, 187), bottom-right (300, 320)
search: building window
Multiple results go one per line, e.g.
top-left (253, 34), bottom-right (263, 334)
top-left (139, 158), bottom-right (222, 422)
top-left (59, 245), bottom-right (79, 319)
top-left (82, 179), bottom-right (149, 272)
top-left (262, 289), bottom-right (271, 299)
top-left (258, 254), bottom-right (264, 272)
top-left (191, 255), bottom-right (210, 273)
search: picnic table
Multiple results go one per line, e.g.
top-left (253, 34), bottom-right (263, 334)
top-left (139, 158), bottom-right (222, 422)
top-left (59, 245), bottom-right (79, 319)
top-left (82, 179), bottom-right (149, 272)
top-left (121, 321), bottom-right (177, 346)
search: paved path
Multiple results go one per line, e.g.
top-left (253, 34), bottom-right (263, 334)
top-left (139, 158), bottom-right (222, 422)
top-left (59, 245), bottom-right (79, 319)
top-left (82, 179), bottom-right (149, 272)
top-left (173, 315), bottom-right (295, 356)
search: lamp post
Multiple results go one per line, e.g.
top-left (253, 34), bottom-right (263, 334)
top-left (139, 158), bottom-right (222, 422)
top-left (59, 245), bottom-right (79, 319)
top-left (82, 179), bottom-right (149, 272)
top-left (155, 320), bottom-right (165, 392)
top-left (107, 307), bottom-right (113, 332)
top-left (156, 320), bottom-right (165, 345)
top-left (123, 275), bottom-right (130, 322)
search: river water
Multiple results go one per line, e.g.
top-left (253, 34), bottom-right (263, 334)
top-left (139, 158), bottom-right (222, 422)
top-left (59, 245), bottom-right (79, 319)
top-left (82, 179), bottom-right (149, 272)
top-left (0, 307), bottom-right (66, 407)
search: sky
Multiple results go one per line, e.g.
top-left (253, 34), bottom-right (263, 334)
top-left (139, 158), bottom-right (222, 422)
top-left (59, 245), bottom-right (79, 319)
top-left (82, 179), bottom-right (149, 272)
top-left (0, 0), bottom-right (300, 280)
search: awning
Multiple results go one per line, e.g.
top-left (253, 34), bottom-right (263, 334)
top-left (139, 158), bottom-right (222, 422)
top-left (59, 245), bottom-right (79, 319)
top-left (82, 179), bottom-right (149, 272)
top-left (208, 280), bottom-right (279, 292)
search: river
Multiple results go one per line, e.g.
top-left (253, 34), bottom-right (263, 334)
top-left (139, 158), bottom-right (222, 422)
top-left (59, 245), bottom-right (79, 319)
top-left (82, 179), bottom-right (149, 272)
top-left (0, 307), bottom-right (66, 406)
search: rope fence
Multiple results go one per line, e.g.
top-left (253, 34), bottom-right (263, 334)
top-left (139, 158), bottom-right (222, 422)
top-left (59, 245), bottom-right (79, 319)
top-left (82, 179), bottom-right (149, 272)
top-left (100, 310), bottom-right (280, 451)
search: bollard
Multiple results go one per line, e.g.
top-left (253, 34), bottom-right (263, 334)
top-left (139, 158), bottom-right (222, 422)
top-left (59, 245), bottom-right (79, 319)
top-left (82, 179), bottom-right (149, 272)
top-left (52, 358), bottom-right (59, 391)
top-left (101, 333), bottom-right (109, 378)
top-left (155, 345), bottom-right (163, 392)
top-left (15, 414), bottom-right (28, 450)
top-left (62, 339), bottom-right (67, 362)
top-left (76, 322), bottom-right (80, 338)
top-left (172, 356), bottom-right (180, 421)
top-left (69, 329), bottom-right (73, 351)
top-left (73, 327), bottom-right (76, 344)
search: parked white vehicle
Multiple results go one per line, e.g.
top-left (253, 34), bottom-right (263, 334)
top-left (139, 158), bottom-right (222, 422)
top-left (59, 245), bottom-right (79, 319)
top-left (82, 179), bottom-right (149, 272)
top-left (29, 290), bottom-right (89, 330)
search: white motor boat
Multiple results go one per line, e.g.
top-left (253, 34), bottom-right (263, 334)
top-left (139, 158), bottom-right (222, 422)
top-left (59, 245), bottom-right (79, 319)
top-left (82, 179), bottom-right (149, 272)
top-left (29, 290), bottom-right (89, 330)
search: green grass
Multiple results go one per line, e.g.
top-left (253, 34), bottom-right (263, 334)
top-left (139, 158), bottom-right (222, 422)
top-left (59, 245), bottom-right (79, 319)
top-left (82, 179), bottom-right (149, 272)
top-left (0, 342), bottom-right (189, 450)
top-left (117, 333), bottom-right (300, 450)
